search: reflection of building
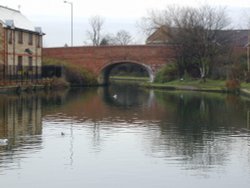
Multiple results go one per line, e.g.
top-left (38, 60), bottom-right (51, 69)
top-left (0, 94), bottom-right (42, 138)
top-left (0, 5), bottom-right (44, 81)
top-left (0, 94), bottom-right (42, 173)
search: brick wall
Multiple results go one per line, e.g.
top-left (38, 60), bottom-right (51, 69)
top-left (43, 45), bottom-right (176, 75)
top-left (6, 29), bottom-right (43, 78)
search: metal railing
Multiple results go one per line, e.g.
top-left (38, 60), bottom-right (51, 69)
top-left (0, 78), bottom-right (52, 87)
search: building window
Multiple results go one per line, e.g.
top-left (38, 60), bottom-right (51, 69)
top-left (28, 57), bottom-right (33, 71)
top-left (28, 33), bottom-right (33, 45)
top-left (18, 56), bottom-right (23, 71)
top-left (37, 36), bottom-right (42, 48)
top-left (8, 30), bottom-right (12, 44)
top-left (18, 31), bottom-right (23, 44)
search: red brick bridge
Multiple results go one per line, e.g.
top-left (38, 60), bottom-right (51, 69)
top-left (43, 45), bottom-right (175, 84)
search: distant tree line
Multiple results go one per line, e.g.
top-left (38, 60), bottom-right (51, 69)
top-left (86, 15), bottom-right (133, 46)
top-left (110, 63), bottom-right (148, 77)
top-left (84, 6), bottom-right (250, 82)
top-left (140, 4), bottom-right (249, 82)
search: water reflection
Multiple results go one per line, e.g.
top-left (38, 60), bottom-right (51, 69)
top-left (0, 93), bottom-right (42, 173)
top-left (102, 83), bottom-right (149, 107)
top-left (0, 94), bottom-right (42, 140)
top-left (40, 86), bottom-right (250, 172)
top-left (0, 84), bottom-right (250, 187)
top-left (155, 91), bottom-right (250, 130)
top-left (146, 91), bottom-right (250, 173)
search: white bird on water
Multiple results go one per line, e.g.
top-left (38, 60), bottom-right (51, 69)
top-left (0, 139), bottom-right (8, 145)
top-left (113, 94), bottom-right (117, 99)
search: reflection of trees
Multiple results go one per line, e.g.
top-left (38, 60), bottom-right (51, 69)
top-left (40, 89), bottom-right (70, 109)
top-left (102, 83), bottom-right (149, 108)
top-left (148, 91), bottom-right (250, 172)
top-left (155, 91), bottom-right (250, 130)
top-left (41, 88), bottom-right (97, 113)
top-left (19, 87), bottom-right (249, 174)
top-left (144, 125), bottom-right (233, 173)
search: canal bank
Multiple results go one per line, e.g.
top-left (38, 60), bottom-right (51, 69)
top-left (0, 84), bottom-right (47, 94)
top-left (2, 77), bottom-right (250, 98)
top-left (0, 79), bottom-right (52, 94)
top-left (141, 79), bottom-right (250, 98)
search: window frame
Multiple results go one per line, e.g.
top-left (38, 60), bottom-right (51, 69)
top-left (37, 35), bottom-right (42, 48)
top-left (8, 30), bottom-right (13, 44)
top-left (28, 33), bottom-right (33, 45)
top-left (18, 31), bottom-right (23, 44)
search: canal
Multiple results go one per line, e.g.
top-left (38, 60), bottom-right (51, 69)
top-left (0, 83), bottom-right (250, 187)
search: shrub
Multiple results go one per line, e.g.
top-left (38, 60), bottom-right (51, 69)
top-left (50, 77), bottom-right (70, 89)
top-left (154, 63), bottom-right (178, 83)
top-left (245, 72), bottom-right (250, 83)
top-left (229, 63), bottom-right (246, 81)
top-left (225, 79), bottom-right (240, 93)
top-left (64, 64), bottom-right (98, 86)
top-left (43, 58), bottom-right (98, 86)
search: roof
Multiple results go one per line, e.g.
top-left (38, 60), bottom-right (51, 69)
top-left (215, 30), bottom-right (250, 47)
top-left (146, 26), bottom-right (170, 44)
top-left (0, 5), bottom-right (42, 34)
top-left (146, 26), bottom-right (250, 47)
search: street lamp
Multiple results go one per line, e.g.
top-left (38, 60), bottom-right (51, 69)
top-left (64, 1), bottom-right (73, 46)
top-left (247, 30), bottom-right (250, 72)
top-left (247, 42), bottom-right (250, 72)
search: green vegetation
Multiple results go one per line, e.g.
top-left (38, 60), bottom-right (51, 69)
top-left (49, 77), bottom-right (70, 89)
top-left (43, 58), bottom-right (98, 87)
top-left (110, 63), bottom-right (149, 77)
top-left (151, 54), bottom-right (249, 94)
top-left (146, 79), bottom-right (225, 90)
top-left (110, 76), bottom-right (149, 82)
top-left (154, 63), bottom-right (178, 83)
top-left (64, 64), bottom-right (97, 86)
top-left (144, 78), bottom-right (247, 94)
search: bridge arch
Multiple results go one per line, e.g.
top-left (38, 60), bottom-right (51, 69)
top-left (97, 60), bottom-right (155, 85)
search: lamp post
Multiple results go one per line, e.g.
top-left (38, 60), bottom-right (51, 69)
top-left (248, 43), bottom-right (250, 72)
top-left (64, 1), bottom-right (73, 46)
top-left (247, 31), bottom-right (250, 72)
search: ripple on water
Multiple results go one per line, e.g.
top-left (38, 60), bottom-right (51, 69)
top-left (0, 134), bottom-right (43, 174)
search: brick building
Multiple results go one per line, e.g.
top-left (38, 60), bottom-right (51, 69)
top-left (0, 5), bottom-right (44, 82)
top-left (146, 26), bottom-right (250, 48)
top-left (146, 26), bottom-right (174, 45)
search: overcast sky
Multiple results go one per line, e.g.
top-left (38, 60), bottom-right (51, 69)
top-left (1, 0), bottom-right (250, 47)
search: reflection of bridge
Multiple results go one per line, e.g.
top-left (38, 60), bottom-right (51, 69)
top-left (43, 45), bottom-right (175, 84)
top-left (42, 87), bottom-right (167, 123)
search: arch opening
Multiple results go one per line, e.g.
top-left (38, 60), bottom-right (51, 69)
top-left (98, 61), bottom-right (154, 85)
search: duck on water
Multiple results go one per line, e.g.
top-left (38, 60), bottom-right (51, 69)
top-left (0, 139), bottom-right (8, 145)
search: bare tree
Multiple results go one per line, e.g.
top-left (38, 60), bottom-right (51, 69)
top-left (141, 5), bottom-right (231, 81)
top-left (86, 15), bottom-right (104, 46)
top-left (115, 30), bottom-right (133, 45)
top-left (99, 30), bottom-right (133, 46)
top-left (100, 34), bottom-right (116, 46)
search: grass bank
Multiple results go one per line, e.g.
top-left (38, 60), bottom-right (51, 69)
top-left (110, 76), bottom-right (149, 82)
top-left (142, 79), bottom-right (250, 98)
top-left (143, 79), bottom-right (228, 92)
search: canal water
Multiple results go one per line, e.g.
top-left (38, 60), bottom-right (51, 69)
top-left (0, 83), bottom-right (250, 188)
